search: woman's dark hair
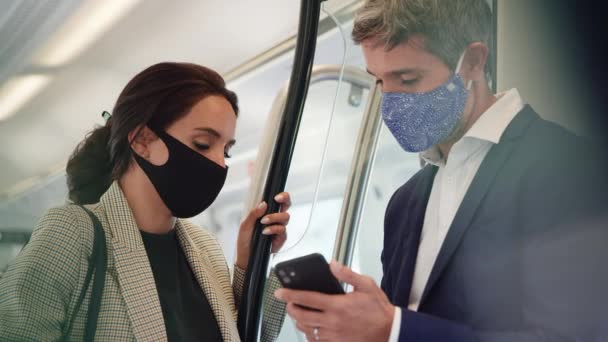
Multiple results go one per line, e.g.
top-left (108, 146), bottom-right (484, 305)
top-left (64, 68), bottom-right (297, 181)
top-left (66, 62), bottom-right (239, 204)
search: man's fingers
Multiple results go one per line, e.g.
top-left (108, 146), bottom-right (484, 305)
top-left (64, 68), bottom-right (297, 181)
top-left (296, 322), bottom-right (332, 341)
top-left (286, 303), bottom-right (327, 327)
top-left (330, 260), bottom-right (376, 291)
top-left (274, 288), bottom-right (334, 311)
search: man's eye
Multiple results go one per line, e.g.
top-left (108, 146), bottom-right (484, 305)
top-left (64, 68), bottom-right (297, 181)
top-left (401, 78), bottom-right (419, 86)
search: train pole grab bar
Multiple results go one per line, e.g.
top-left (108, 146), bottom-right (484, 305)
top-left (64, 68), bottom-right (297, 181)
top-left (237, 1), bottom-right (326, 341)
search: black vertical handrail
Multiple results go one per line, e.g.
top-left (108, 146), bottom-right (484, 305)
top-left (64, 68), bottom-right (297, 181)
top-left (237, 0), bottom-right (326, 341)
top-left (491, 0), bottom-right (498, 93)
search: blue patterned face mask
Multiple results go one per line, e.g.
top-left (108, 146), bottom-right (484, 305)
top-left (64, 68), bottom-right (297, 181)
top-left (380, 52), bottom-right (471, 152)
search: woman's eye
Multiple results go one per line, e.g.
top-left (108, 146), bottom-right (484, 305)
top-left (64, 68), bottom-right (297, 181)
top-left (193, 142), bottom-right (210, 151)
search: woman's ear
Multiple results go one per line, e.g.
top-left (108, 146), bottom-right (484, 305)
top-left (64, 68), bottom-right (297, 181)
top-left (128, 126), bottom-right (158, 160)
top-left (462, 42), bottom-right (489, 83)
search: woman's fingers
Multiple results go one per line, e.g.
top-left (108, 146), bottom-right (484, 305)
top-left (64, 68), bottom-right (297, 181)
top-left (241, 193), bottom-right (291, 254)
top-left (263, 225), bottom-right (287, 252)
top-left (271, 232), bottom-right (288, 253)
top-left (274, 192), bottom-right (292, 212)
top-left (260, 212), bottom-right (290, 226)
top-left (244, 191), bottom-right (290, 228)
top-left (262, 224), bottom-right (286, 236)
top-left (242, 201), bottom-right (267, 231)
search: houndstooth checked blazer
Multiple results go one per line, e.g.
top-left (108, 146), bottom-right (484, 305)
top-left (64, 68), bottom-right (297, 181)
top-left (0, 181), bottom-right (285, 341)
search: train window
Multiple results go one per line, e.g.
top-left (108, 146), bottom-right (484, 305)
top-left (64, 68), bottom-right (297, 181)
top-left (348, 126), bottom-right (421, 283)
top-left (270, 78), bottom-right (371, 264)
top-left (0, 231), bottom-right (30, 276)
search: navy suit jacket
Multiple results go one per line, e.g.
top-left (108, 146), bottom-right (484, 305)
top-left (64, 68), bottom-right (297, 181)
top-left (382, 106), bottom-right (608, 341)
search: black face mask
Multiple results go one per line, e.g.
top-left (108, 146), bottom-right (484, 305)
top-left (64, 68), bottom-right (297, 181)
top-left (132, 128), bottom-right (228, 218)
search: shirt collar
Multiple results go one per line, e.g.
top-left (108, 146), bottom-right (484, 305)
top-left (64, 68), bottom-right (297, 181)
top-left (421, 88), bottom-right (525, 166)
top-left (464, 88), bottom-right (524, 144)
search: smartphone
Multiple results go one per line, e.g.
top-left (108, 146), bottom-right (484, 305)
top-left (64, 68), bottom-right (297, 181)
top-left (274, 253), bottom-right (345, 296)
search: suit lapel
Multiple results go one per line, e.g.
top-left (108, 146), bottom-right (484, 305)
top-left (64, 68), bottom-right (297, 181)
top-left (100, 183), bottom-right (167, 341)
top-left (176, 222), bottom-right (237, 341)
top-left (396, 165), bottom-right (437, 305)
top-left (420, 106), bottom-right (538, 305)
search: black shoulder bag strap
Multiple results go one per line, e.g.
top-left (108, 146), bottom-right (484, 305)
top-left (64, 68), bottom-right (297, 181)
top-left (62, 206), bottom-right (107, 341)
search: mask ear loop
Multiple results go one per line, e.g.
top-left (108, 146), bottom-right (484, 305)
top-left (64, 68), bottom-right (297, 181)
top-left (455, 51), bottom-right (473, 90)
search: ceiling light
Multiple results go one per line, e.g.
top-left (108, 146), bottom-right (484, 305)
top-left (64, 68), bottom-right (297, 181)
top-left (35, 0), bottom-right (140, 66)
top-left (0, 75), bottom-right (52, 121)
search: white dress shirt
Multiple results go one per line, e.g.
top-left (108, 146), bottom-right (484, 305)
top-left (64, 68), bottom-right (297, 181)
top-left (387, 89), bottom-right (524, 342)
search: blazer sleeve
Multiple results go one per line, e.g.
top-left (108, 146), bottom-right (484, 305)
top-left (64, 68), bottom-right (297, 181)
top-left (232, 265), bottom-right (246, 310)
top-left (0, 206), bottom-right (88, 341)
top-left (260, 271), bottom-right (286, 342)
top-left (232, 265), bottom-right (286, 342)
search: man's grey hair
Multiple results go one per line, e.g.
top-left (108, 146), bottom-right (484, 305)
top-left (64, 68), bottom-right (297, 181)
top-left (352, 0), bottom-right (493, 78)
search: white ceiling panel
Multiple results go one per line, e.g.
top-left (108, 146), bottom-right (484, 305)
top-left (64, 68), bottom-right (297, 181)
top-left (0, 0), bottom-right (317, 193)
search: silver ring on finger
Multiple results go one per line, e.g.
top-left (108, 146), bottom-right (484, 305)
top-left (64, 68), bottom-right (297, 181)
top-left (313, 326), bottom-right (320, 341)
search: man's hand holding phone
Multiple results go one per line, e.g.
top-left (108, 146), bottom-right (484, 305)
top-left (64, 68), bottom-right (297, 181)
top-left (274, 257), bottom-right (395, 342)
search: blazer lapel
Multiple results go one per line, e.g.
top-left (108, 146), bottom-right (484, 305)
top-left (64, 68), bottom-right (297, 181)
top-left (420, 106), bottom-right (538, 305)
top-left (176, 222), bottom-right (237, 341)
top-left (100, 182), bottom-right (167, 341)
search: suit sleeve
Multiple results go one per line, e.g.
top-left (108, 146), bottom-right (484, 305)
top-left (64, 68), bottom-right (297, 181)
top-left (391, 213), bottom-right (606, 340)
top-left (395, 306), bottom-right (592, 342)
top-left (0, 207), bottom-right (86, 341)
top-left (380, 184), bottom-right (402, 297)
top-left (383, 160), bottom-right (607, 341)
top-left (392, 163), bottom-right (608, 342)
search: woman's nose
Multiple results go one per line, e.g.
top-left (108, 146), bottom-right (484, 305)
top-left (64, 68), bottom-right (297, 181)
top-left (209, 150), bottom-right (226, 168)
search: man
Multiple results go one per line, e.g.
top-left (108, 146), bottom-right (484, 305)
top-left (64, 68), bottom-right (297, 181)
top-left (275, 0), bottom-right (608, 341)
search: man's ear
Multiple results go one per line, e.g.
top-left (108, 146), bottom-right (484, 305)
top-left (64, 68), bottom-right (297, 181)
top-left (462, 42), bottom-right (489, 83)
top-left (128, 126), bottom-right (158, 159)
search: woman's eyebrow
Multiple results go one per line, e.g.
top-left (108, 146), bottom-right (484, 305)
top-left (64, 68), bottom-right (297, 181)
top-left (194, 127), bottom-right (221, 137)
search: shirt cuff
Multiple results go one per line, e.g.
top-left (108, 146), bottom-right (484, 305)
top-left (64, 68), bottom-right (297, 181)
top-left (388, 306), bottom-right (402, 342)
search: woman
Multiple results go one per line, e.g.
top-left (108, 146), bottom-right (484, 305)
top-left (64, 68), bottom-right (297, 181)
top-left (0, 62), bottom-right (290, 341)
